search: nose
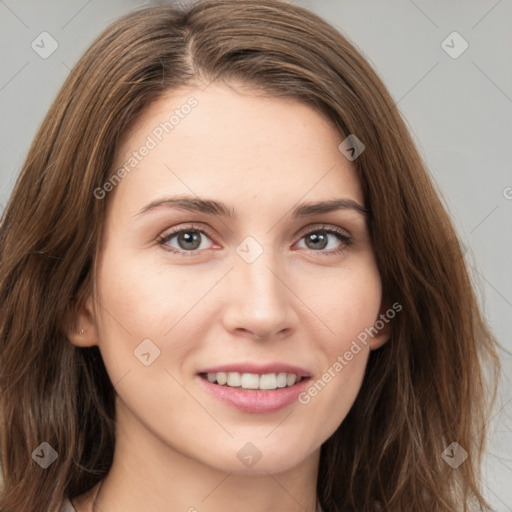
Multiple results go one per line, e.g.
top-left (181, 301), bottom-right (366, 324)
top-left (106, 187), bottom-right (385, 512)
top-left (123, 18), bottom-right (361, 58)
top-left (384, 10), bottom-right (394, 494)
top-left (221, 245), bottom-right (297, 341)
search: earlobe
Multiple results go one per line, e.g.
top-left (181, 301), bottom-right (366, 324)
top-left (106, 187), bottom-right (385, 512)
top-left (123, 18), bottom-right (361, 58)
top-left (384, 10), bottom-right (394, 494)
top-left (66, 295), bottom-right (99, 347)
top-left (369, 301), bottom-right (394, 351)
top-left (370, 330), bottom-right (391, 351)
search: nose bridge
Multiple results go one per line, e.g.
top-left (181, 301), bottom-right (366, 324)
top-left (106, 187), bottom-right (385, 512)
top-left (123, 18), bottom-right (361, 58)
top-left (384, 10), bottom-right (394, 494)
top-left (237, 235), bottom-right (285, 307)
top-left (223, 234), bottom-right (294, 337)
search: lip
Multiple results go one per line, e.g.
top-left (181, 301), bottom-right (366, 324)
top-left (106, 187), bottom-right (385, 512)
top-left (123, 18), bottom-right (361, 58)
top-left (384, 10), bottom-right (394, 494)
top-left (197, 362), bottom-right (311, 378)
top-left (196, 373), bottom-right (312, 413)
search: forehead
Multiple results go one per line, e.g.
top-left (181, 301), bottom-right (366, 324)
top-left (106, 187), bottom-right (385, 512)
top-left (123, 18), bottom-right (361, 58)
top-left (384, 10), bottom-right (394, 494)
top-left (108, 83), bottom-right (363, 217)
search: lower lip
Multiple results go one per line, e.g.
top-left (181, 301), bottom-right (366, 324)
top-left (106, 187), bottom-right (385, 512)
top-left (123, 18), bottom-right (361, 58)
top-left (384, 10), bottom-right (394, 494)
top-left (196, 374), bottom-right (311, 413)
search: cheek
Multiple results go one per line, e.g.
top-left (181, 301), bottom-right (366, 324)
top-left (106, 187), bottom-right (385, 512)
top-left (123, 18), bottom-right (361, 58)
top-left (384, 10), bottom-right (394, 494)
top-left (92, 254), bottom-right (211, 434)
top-left (303, 257), bottom-right (382, 350)
top-left (296, 258), bottom-right (382, 430)
top-left (299, 348), bottom-right (368, 443)
top-left (98, 243), bottom-right (195, 329)
top-left (93, 248), bottom-right (223, 375)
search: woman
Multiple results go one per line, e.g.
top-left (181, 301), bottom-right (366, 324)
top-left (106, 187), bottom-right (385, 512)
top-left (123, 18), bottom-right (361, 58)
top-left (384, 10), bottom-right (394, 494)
top-left (0, 1), bottom-right (501, 511)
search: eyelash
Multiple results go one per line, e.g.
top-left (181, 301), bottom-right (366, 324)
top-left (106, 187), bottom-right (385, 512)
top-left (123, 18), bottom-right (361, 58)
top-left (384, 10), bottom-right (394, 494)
top-left (157, 223), bottom-right (353, 258)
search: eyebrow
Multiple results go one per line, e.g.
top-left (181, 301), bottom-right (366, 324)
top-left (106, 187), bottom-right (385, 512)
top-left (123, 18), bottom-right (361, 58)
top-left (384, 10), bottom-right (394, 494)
top-left (135, 195), bottom-right (369, 218)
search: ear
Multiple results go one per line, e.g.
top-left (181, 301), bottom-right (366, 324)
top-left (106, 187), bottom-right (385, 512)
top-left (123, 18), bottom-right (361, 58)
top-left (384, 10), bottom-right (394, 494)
top-left (369, 300), bottom-right (395, 351)
top-left (66, 295), bottom-right (100, 347)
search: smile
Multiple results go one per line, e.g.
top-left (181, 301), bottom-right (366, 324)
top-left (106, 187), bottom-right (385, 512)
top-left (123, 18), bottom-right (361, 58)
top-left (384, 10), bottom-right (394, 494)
top-left (197, 372), bottom-right (312, 413)
top-left (201, 371), bottom-right (304, 390)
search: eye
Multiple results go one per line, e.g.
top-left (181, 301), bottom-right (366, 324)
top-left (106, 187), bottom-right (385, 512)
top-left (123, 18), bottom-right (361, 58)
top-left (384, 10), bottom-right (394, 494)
top-left (294, 224), bottom-right (352, 255)
top-left (157, 223), bottom-right (215, 255)
top-left (157, 223), bottom-right (352, 257)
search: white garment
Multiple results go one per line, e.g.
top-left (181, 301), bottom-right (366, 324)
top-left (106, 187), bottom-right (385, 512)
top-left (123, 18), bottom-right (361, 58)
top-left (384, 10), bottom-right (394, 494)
top-left (61, 497), bottom-right (325, 511)
top-left (60, 498), bottom-right (76, 512)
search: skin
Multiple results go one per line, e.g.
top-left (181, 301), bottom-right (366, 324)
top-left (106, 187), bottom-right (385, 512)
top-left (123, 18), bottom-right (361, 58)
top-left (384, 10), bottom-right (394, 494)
top-left (68, 81), bottom-right (391, 512)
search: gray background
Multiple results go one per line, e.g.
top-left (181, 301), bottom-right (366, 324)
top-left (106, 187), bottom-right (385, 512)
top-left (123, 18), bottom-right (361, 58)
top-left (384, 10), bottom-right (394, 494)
top-left (1, 0), bottom-right (511, 509)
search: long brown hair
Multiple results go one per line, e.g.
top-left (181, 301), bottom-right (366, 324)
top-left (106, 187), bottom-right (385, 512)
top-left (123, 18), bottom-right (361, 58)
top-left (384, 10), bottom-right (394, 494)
top-left (0, 1), bottom-right (501, 510)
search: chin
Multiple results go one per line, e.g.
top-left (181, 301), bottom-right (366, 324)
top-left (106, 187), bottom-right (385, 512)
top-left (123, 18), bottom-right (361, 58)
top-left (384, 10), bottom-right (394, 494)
top-left (202, 441), bottom-right (314, 476)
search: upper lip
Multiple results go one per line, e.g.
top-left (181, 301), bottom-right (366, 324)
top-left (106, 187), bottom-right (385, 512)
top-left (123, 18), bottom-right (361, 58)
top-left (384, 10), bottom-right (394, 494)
top-left (197, 362), bottom-right (311, 378)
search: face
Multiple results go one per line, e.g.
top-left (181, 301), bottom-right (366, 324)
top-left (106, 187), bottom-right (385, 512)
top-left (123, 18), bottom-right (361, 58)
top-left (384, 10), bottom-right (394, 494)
top-left (72, 82), bottom-right (389, 476)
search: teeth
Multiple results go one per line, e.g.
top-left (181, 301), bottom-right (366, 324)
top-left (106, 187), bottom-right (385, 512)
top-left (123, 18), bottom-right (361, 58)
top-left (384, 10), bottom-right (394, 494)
top-left (227, 372), bottom-right (241, 387)
top-left (276, 372), bottom-right (288, 388)
top-left (241, 373), bottom-right (260, 389)
top-left (286, 374), bottom-right (297, 386)
top-left (205, 372), bottom-right (303, 390)
top-left (259, 373), bottom-right (277, 390)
